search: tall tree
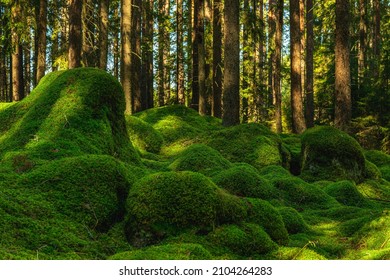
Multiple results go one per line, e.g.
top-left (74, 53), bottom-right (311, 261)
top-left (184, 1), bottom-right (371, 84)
top-left (274, 0), bottom-right (283, 133)
top-left (222, 0), bottom-right (240, 126)
top-left (121, 0), bottom-right (132, 114)
top-left (98, 0), bottom-right (109, 70)
top-left (131, 0), bottom-right (142, 113)
top-left (82, 0), bottom-right (95, 67)
top-left (197, 0), bottom-right (207, 115)
top-left (158, 0), bottom-right (170, 106)
top-left (191, 0), bottom-right (199, 110)
top-left (11, 2), bottom-right (24, 101)
top-left (372, 0), bottom-right (381, 79)
top-left (212, 0), bottom-right (222, 118)
top-left (35, 0), bottom-right (47, 84)
top-left (68, 0), bottom-right (83, 69)
top-left (357, 0), bottom-right (367, 88)
top-left (176, 0), bottom-right (185, 105)
top-left (334, 0), bottom-right (351, 131)
top-left (142, 0), bottom-right (154, 109)
top-left (305, 0), bottom-right (314, 128)
top-left (290, 0), bottom-right (306, 133)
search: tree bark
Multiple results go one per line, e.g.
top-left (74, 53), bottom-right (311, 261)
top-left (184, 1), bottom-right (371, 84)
top-left (68, 0), bottom-right (83, 69)
top-left (158, 0), bottom-right (170, 106)
top-left (212, 0), bottom-right (222, 118)
top-left (142, 0), bottom-right (154, 109)
top-left (176, 0), bottom-right (185, 105)
top-left (334, 0), bottom-right (351, 131)
top-left (99, 0), bottom-right (109, 70)
top-left (372, 0), bottom-right (380, 79)
top-left (197, 0), bottom-right (207, 115)
top-left (222, 0), bottom-right (240, 126)
top-left (132, 0), bottom-right (142, 113)
top-left (191, 0), bottom-right (199, 110)
top-left (121, 0), bottom-right (132, 114)
top-left (36, 0), bottom-right (47, 84)
top-left (274, 0), bottom-right (283, 133)
top-left (11, 3), bottom-right (24, 101)
top-left (305, 0), bottom-right (314, 128)
top-left (290, 0), bottom-right (306, 133)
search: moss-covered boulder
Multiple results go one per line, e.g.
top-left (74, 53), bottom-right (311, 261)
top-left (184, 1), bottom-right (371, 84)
top-left (169, 144), bottom-right (232, 176)
top-left (323, 181), bottom-right (367, 207)
top-left (109, 243), bottom-right (213, 260)
top-left (212, 164), bottom-right (276, 199)
top-left (0, 68), bottom-right (139, 163)
top-left (208, 223), bottom-right (277, 256)
top-left (244, 198), bottom-right (289, 245)
top-left (301, 126), bottom-right (366, 182)
top-left (125, 171), bottom-right (220, 247)
top-left (278, 207), bottom-right (308, 234)
top-left (215, 189), bottom-right (248, 224)
top-left (206, 123), bottom-right (289, 170)
top-left (125, 116), bottom-right (164, 154)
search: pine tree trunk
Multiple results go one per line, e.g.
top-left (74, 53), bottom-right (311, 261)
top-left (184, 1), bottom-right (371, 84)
top-left (212, 0), bottom-right (222, 118)
top-left (372, 0), bottom-right (380, 80)
top-left (158, 0), bottom-right (170, 107)
top-left (197, 0), bottom-right (207, 116)
top-left (242, 0), bottom-right (250, 123)
top-left (11, 3), bottom-right (24, 101)
top-left (36, 0), bottom-right (47, 84)
top-left (222, 0), bottom-right (240, 126)
top-left (68, 0), bottom-right (83, 69)
top-left (290, 0), bottom-right (306, 133)
top-left (176, 0), bottom-right (185, 105)
top-left (121, 0), bottom-right (132, 114)
top-left (142, 0), bottom-right (154, 109)
top-left (99, 0), bottom-right (109, 70)
top-left (132, 0), bottom-right (142, 113)
top-left (191, 0), bottom-right (200, 110)
top-left (305, 0), bottom-right (314, 128)
top-left (334, 0), bottom-right (351, 131)
top-left (274, 0), bottom-right (283, 133)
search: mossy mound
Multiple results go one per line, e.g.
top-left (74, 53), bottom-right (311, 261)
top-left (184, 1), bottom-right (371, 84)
top-left (216, 189), bottom-right (248, 224)
top-left (212, 165), bottom-right (276, 199)
top-left (323, 181), bottom-right (367, 207)
top-left (17, 155), bottom-right (136, 231)
top-left (0, 68), bottom-right (139, 164)
top-left (258, 165), bottom-right (292, 181)
top-left (244, 198), bottom-right (289, 245)
top-left (364, 160), bottom-right (382, 180)
top-left (169, 144), bottom-right (232, 176)
top-left (125, 116), bottom-right (164, 154)
top-left (357, 179), bottom-right (390, 201)
top-left (109, 243), bottom-right (212, 260)
top-left (301, 126), bottom-right (365, 182)
top-left (269, 247), bottom-right (327, 260)
top-left (208, 223), bottom-right (277, 256)
top-left (364, 150), bottom-right (390, 167)
top-left (125, 171), bottom-right (219, 247)
top-left (206, 123), bottom-right (288, 170)
top-left (278, 207), bottom-right (308, 234)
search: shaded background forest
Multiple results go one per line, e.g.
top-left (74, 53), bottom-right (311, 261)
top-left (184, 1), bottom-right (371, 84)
top-left (0, 0), bottom-right (389, 141)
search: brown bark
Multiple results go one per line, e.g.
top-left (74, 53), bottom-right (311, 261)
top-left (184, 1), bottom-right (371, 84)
top-left (121, 0), bottom-right (132, 114)
top-left (68, 0), bottom-right (83, 69)
top-left (197, 0), bottom-right (207, 116)
top-left (11, 3), bottom-right (24, 101)
top-left (334, 0), bottom-right (351, 131)
top-left (132, 0), bottom-right (142, 113)
top-left (176, 0), bottom-right (185, 105)
top-left (142, 0), bottom-right (154, 109)
top-left (372, 0), bottom-right (380, 79)
top-left (191, 0), bottom-right (199, 110)
top-left (242, 0), bottom-right (250, 123)
top-left (158, 0), bottom-right (170, 107)
top-left (305, 0), bottom-right (314, 128)
top-left (82, 0), bottom-right (96, 67)
top-left (212, 0), bottom-right (222, 118)
top-left (99, 0), bottom-right (109, 70)
top-left (36, 0), bottom-right (47, 84)
top-left (274, 0), bottom-right (283, 133)
top-left (290, 0), bottom-right (306, 133)
top-left (222, 0), bottom-right (240, 126)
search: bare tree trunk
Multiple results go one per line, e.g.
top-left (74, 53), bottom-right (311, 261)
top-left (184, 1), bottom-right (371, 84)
top-left (222, 0), bottom-right (240, 126)
top-left (305, 0), bottom-right (314, 128)
top-left (334, 0), bottom-right (351, 131)
top-left (242, 0), bottom-right (250, 123)
top-left (197, 0), bottom-right (207, 115)
top-left (36, 0), bottom-right (47, 84)
top-left (11, 3), bottom-right (24, 101)
top-left (212, 0), bottom-right (222, 118)
top-left (99, 0), bottom-right (109, 70)
top-left (191, 0), bottom-right (200, 110)
top-left (158, 0), bottom-right (170, 106)
top-left (176, 0), bottom-right (185, 105)
top-left (142, 0), bottom-right (154, 109)
top-left (274, 0), bottom-right (283, 133)
top-left (68, 0), bottom-right (83, 69)
top-left (121, 0), bottom-right (132, 114)
top-left (132, 0), bottom-right (142, 113)
top-left (290, 0), bottom-right (306, 133)
top-left (372, 0), bottom-right (380, 80)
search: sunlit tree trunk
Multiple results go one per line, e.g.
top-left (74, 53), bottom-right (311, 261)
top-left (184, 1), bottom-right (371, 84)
top-left (132, 0), bottom-right (142, 113)
top-left (36, 0), bottom-right (47, 84)
top-left (121, 0), bottom-right (132, 114)
top-left (176, 0), bottom-right (185, 105)
top-left (142, 0), bottom-right (154, 109)
top-left (274, 0), bottom-right (283, 133)
top-left (68, 0), bottom-right (83, 69)
top-left (11, 3), bottom-right (24, 101)
top-left (99, 0), bottom-right (109, 70)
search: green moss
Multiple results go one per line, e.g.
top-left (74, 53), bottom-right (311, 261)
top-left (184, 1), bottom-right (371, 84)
top-left (258, 165), bottom-right (291, 181)
top-left (212, 165), bottom-right (276, 199)
top-left (206, 123), bottom-right (287, 170)
top-left (269, 247), bottom-right (327, 260)
top-left (126, 116), bottom-right (164, 154)
top-left (0, 68), bottom-right (140, 164)
top-left (208, 223), bottom-right (277, 256)
top-left (364, 160), bottom-right (382, 180)
top-left (125, 171), bottom-right (220, 247)
top-left (278, 207), bottom-right (308, 234)
top-left (357, 179), bottom-right (390, 201)
top-left (301, 126), bottom-right (366, 182)
top-left (169, 144), bottom-right (232, 176)
top-left (323, 181), bottom-right (367, 207)
top-left (364, 150), bottom-right (390, 167)
top-left (244, 198), bottom-right (289, 245)
top-left (215, 189), bottom-right (248, 224)
top-left (109, 243), bottom-right (212, 260)
top-left (379, 165), bottom-right (390, 181)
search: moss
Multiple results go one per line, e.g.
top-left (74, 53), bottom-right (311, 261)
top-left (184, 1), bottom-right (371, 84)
top-left (215, 189), bottom-right (248, 224)
top-left (258, 165), bottom-right (291, 181)
top-left (212, 165), bottom-right (276, 199)
top-left (208, 223), bottom-right (277, 256)
top-left (301, 126), bottom-right (366, 182)
top-left (379, 165), bottom-right (390, 181)
top-left (109, 243), bottom-right (212, 260)
top-left (364, 160), bottom-right (382, 180)
top-left (0, 68), bottom-right (140, 164)
top-left (244, 198), bottom-right (289, 245)
top-left (278, 207), bottom-right (308, 234)
top-left (323, 181), bottom-right (367, 207)
top-left (206, 123), bottom-right (287, 170)
top-left (364, 150), bottom-right (390, 167)
top-left (126, 115), bottom-right (164, 154)
top-left (169, 144), bottom-right (232, 176)
top-left (357, 179), bottom-right (390, 201)
top-left (269, 247), bottom-right (327, 260)
top-left (125, 171), bottom-right (220, 247)
top-left (281, 134), bottom-right (302, 175)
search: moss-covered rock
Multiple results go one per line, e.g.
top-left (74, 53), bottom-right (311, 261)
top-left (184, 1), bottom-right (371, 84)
top-left (208, 223), bottom-right (277, 256)
top-left (244, 198), bottom-right (289, 245)
top-left (212, 165), bottom-right (276, 199)
top-left (125, 171), bottom-right (219, 247)
top-left (323, 181), bottom-right (367, 207)
top-left (301, 126), bottom-right (366, 182)
top-left (206, 123), bottom-right (288, 170)
top-left (126, 116), bottom-right (164, 154)
top-left (364, 150), bottom-right (390, 167)
top-left (258, 165), bottom-right (291, 181)
top-left (109, 243), bottom-right (212, 260)
top-left (169, 144), bottom-right (232, 176)
top-left (364, 160), bottom-right (382, 180)
top-left (215, 189), bottom-right (248, 224)
top-left (278, 207), bottom-right (308, 234)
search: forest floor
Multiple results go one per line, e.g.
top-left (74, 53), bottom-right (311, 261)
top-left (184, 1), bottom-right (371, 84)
top-left (0, 68), bottom-right (389, 260)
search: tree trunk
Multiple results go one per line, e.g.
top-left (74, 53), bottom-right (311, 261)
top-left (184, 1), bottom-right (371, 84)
top-left (372, 0), bottom-right (380, 80)
top-left (305, 0), bottom-right (314, 128)
top-left (176, 0), bottom-right (185, 105)
top-left (212, 0), bottom-right (222, 118)
top-left (274, 0), bottom-right (283, 133)
top-left (222, 0), bottom-right (240, 126)
top-left (197, 0), bottom-right (207, 115)
top-left (68, 0), bottom-right (83, 69)
top-left (99, 0), bottom-right (109, 70)
top-left (191, 0), bottom-right (199, 110)
top-left (11, 3), bottom-right (24, 101)
top-left (334, 0), bottom-right (351, 131)
top-left (121, 0), bottom-right (132, 114)
top-left (36, 0), bottom-right (47, 84)
top-left (82, 0), bottom-right (96, 67)
top-left (242, 0), bottom-right (250, 123)
top-left (132, 0), bottom-right (142, 113)
top-left (158, 0), bottom-right (170, 107)
top-left (142, 0), bottom-right (154, 109)
top-left (290, 0), bottom-right (306, 133)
